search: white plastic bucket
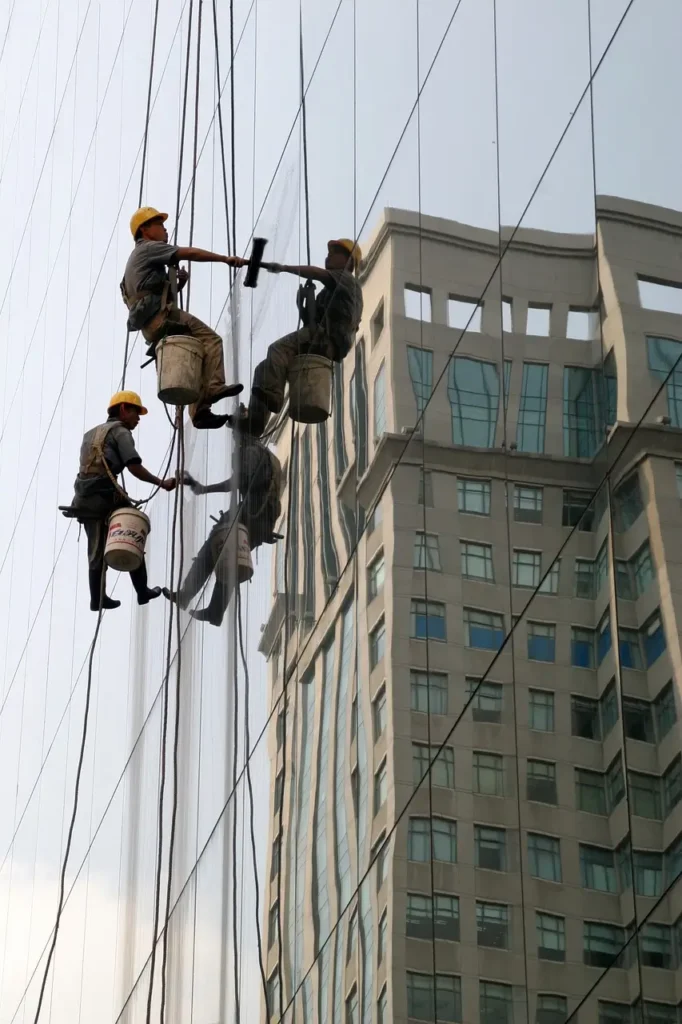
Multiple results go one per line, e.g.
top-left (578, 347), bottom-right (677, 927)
top-left (287, 354), bottom-right (332, 423)
top-left (157, 334), bottom-right (203, 406)
top-left (104, 507), bottom-right (150, 572)
top-left (212, 521), bottom-right (253, 585)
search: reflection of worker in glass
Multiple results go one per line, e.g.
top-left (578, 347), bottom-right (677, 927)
top-left (70, 391), bottom-right (176, 611)
top-left (165, 407), bottom-right (282, 626)
top-left (230, 239), bottom-right (363, 435)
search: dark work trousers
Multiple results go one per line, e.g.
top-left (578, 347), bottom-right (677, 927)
top-left (251, 326), bottom-right (337, 414)
top-left (74, 489), bottom-right (151, 599)
top-left (178, 520), bottom-right (233, 626)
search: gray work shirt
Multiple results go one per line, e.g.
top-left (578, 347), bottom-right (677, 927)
top-left (73, 417), bottom-right (142, 501)
top-left (122, 239), bottom-right (180, 329)
top-left (315, 269), bottom-right (363, 339)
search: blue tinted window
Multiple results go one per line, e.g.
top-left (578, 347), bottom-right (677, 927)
top-left (648, 336), bottom-right (682, 425)
top-left (563, 366), bottom-right (602, 457)
top-left (448, 358), bottom-right (500, 448)
top-left (597, 614), bottom-right (612, 665)
top-left (465, 609), bottom-right (504, 651)
top-left (411, 600), bottom-right (446, 641)
top-left (528, 623), bottom-right (555, 663)
top-left (407, 346), bottom-right (433, 416)
top-left (643, 613), bottom-right (665, 667)
top-left (572, 628), bottom-right (595, 668)
top-left (517, 363), bottom-right (548, 453)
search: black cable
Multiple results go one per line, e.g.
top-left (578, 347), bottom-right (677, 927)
top-left (229, 0), bottom-right (237, 259)
top-left (298, 4), bottom-right (311, 268)
top-left (211, 0), bottom-right (233, 256)
top-left (172, 0), bottom-right (196, 243)
top-left (231, 567), bottom-right (241, 1024)
top-left (236, 587), bottom-right (270, 1016)
top-left (31, 565), bottom-right (107, 1024)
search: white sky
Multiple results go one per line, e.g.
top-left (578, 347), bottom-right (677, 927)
top-left (0, 0), bottom-right (680, 1021)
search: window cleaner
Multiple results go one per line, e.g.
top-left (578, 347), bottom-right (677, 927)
top-left (120, 207), bottom-right (243, 429)
top-left (60, 391), bottom-right (176, 611)
top-left (229, 238), bottom-right (363, 433)
top-left (164, 405), bottom-right (283, 626)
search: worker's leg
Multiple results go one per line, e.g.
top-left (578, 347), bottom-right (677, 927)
top-left (189, 580), bottom-right (233, 627)
top-left (176, 534), bottom-right (216, 607)
top-left (84, 519), bottom-right (121, 612)
top-left (251, 327), bottom-right (336, 413)
top-left (170, 309), bottom-right (242, 423)
top-left (129, 558), bottom-right (163, 605)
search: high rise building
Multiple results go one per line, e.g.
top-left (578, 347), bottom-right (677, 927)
top-left (259, 198), bottom-right (682, 1023)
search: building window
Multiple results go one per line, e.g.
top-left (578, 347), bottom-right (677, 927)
top-left (411, 600), bottom-right (446, 641)
top-left (475, 825), bottom-right (507, 871)
top-left (457, 477), bottom-right (491, 515)
top-left (647, 335), bottom-right (682, 426)
top-left (536, 995), bottom-right (567, 1024)
top-left (666, 835), bottom-right (682, 887)
top-left (575, 559), bottom-right (596, 599)
top-left (527, 760), bottom-right (557, 804)
top-left (473, 751), bottom-right (504, 797)
top-left (448, 357), bottom-right (500, 448)
top-left (513, 549), bottom-right (541, 588)
top-left (413, 532), bottom-right (441, 571)
top-left (377, 910), bottom-right (388, 965)
top-left (274, 770), bottom-right (284, 813)
top-left (580, 844), bottom-right (617, 892)
top-left (607, 757), bottom-right (625, 810)
top-left (418, 468), bottom-right (434, 507)
top-left (642, 611), bottom-right (666, 666)
top-left (618, 627), bottom-right (641, 669)
top-left (629, 771), bottom-right (662, 819)
top-left (373, 686), bottom-right (387, 740)
top-left (527, 621), bottom-right (556, 662)
top-left (367, 500), bottom-right (383, 535)
top-left (476, 901), bottom-right (509, 949)
top-left (467, 678), bottom-right (503, 722)
top-left (347, 909), bottom-right (358, 962)
top-left (413, 743), bottom-right (455, 788)
top-left (654, 681), bottom-right (676, 738)
top-left (529, 689), bottom-right (554, 731)
top-left (374, 760), bottom-right (388, 813)
top-left (465, 608), bottom-right (504, 650)
top-left (373, 362), bottom-right (386, 443)
top-left (663, 756), bottom-right (682, 814)
top-left (370, 298), bottom-right (384, 345)
top-left (502, 298), bottom-right (513, 332)
top-left (571, 626), bottom-right (596, 668)
top-left (406, 893), bottom-right (432, 940)
top-left (597, 611), bottom-right (612, 665)
top-left (597, 1003), bottom-right (630, 1023)
top-left (613, 473), bottom-right (644, 532)
top-left (461, 541), bottom-right (494, 581)
top-left (528, 833), bottom-right (562, 882)
top-left (600, 680), bottom-right (618, 735)
top-left (567, 307), bottom-right (598, 339)
top-left (408, 817), bottom-right (457, 863)
top-left (622, 697), bottom-right (654, 743)
top-left (434, 894), bottom-right (460, 941)
top-left (406, 973), bottom-right (462, 1024)
top-left (404, 285), bottom-right (431, 321)
top-left (633, 850), bottom-right (663, 897)
top-left (367, 553), bottom-right (385, 601)
top-left (631, 541), bottom-right (654, 595)
top-left (563, 365), bottom-right (601, 458)
top-left (346, 986), bottom-right (359, 1024)
top-left (576, 768), bottom-right (607, 815)
top-left (639, 278), bottom-right (682, 314)
top-left (370, 618), bottom-right (386, 669)
top-left (583, 921), bottom-right (625, 968)
top-left (536, 912), bottom-right (566, 961)
top-left (407, 346), bottom-right (433, 417)
top-left (517, 362), bottom-right (549, 452)
top-left (514, 484), bottom-right (543, 523)
top-left (377, 989), bottom-right (387, 1024)
top-left (563, 488), bottom-right (595, 529)
top-left (571, 695), bottom-right (600, 740)
top-left (480, 982), bottom-right (513, 1024)
top-left (267, 902), bottom-right (279, 949)
top-left (267, 970), bottom-right (280, 1016)
top-left (448, 295), bottom-right (482, 332)
top-left (527, 303), bottom-right (551, 336)
top-left (539, 558), bottom-right (560, 594)
top-left (407, 893), bottom-right (460, 942)
top-left (641, 923), bottom-right (674, 969)
top-left (270, 835), bottom-right (281, 880)
top-left (410, 670), bottom-right (448, 714)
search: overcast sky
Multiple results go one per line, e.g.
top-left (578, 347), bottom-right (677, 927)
top-left (0, 1), bottom-right (680, 1022)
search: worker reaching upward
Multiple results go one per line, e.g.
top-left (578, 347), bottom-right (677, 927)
top-left (120, 207), bottom-right (243, 429)
top-left (70, 391), bottom-right (176, 611)
top-left (231, 237), bottom-right (363, 434)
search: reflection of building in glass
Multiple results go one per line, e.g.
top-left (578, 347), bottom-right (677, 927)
top-left (260, 197), bottom-right (682, 1022)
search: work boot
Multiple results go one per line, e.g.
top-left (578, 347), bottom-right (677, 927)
top-left (192, 408), bottom-right (230, 430)
top-left (209, 382), bottom-right (243, 404)
top-left (188, 582), bottom-right (230, 627)
top-left (88, 569), bottom-right (121, 612)
top-left (130, 563), bottom-right (163, 605)
top-left (162, 587), bottom-right (190, 610)
top-left (228, 399), bottom-right (268, 437)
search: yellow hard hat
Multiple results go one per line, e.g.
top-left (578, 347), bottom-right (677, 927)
top-left (108, 390), bottom-right (148, 415)
top-left (329, 237), bottom-right (362, 267)
top-left (130, 206), bottom-right (168, 239)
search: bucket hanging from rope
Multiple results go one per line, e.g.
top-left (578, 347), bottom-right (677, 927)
top-left (105, 507), bottom-right (151, 572)
top-left (212, 521), bottom-right (253, 585)
top-left (287, 354), bottom-right (332, 423)
top-left (157, 335), bottom-right (203, 405)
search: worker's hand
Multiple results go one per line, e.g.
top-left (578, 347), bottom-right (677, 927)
top-left (160, 478), bottom-right (177, 492)
top-left (224, 256), bottom-right (247, 268)
top-left (177, 267), bottom-right (189, 289)
top-left (267, 262), bottom-right (283, 274)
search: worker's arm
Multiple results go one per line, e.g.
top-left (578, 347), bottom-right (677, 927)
top-left (127, 462), bottom-right (176, 491)
top-left (175, 246), bottom-right (246, 267)
top-left (189, 477), bottom-right (232, 496)
top-left (263, 262), bottom-right (332, 285)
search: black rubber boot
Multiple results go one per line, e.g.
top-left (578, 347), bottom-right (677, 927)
top-left (162, 587), bottom-right (190, 610)
top-left (88, 569), bottom-right (121, 612)
top-left (188, 582), bottom-right (231, 627)
top-left (192, 409), bottom-right (230, 430)
top-left (209, 382), bottom-right (243, 404)
top-left (130, 562), bottom-right (163, 606)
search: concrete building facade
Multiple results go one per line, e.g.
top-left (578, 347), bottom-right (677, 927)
top-left (259, 198), bottom-right (682, 1024)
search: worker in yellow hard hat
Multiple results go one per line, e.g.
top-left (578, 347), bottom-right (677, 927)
top-left (120, 207), bottom-right (243, 429)
top-left (69, 391), bottom-right (177, 611)
top-left (228, 238), bottom-right (364, 435)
